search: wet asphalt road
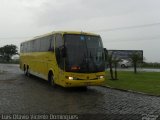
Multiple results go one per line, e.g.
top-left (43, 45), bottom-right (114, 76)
top-left (1, 64), bottom-right (160, 119)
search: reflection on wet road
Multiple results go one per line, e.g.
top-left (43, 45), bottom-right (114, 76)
top-left (0, 64), bottom-right (160, 116)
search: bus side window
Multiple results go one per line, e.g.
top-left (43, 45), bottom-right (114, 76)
top-left (32, 40), bottom-right (36, 52)
top-left (24, 42), bottom-right (27, 53)
top-left (20, 43), bottom-right (23, 53)
top-left (49, 35), bottom-right (54, 51)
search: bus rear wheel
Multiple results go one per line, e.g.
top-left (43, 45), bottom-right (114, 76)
top-left (24, 66), bottom-right (30, 76)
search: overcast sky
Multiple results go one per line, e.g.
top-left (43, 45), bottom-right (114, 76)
top-left (0, 0), bottom-right (160, 62)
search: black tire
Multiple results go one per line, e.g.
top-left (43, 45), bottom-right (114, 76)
top-left (48, 73), bottom-right (56, 87)
top-left (24, 66), bottom-right (30, 76)
top-left (24, 65), bottom-right (26, 74)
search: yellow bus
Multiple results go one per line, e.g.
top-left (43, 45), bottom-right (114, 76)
top-left (20, 31), bottom-right (105, 87)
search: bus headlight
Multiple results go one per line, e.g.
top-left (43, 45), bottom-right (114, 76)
top-left (66, 76), bottom-right (74, 80)
top-left (68, 77), bottom-right (73, 80)
top-left (99, 75), bottom-right (104, 79)
top-left (66, 76), bottom-right (77, 80)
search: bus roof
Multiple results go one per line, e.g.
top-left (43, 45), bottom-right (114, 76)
top-left (34, 31), bottom-right (100, 38)
top-left (21, 31), bottom-right (100, 44)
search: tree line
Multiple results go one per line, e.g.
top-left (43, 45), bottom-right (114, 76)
top-left (0, 44), bottom-right (18, 62)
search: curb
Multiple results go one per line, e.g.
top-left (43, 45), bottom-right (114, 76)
top-left (101, 85), bottom-right (160, 97)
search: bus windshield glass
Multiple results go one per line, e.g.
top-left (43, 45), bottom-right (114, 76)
top-left (64, 34), bottom-right (105, 73)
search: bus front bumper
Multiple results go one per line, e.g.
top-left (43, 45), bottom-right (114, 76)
top-left (63, 78), bottom-right (105, 87)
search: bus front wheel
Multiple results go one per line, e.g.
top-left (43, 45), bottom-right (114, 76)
top-left (48, 73), bottom-right (56, 87)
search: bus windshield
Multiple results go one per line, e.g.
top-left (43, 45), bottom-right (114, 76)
top-left (64, 34), bottom-right (105, 73)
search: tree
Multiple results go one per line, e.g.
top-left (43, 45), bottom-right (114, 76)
top-left (0, 44), bottom-right (18, 62)
top-left (104, 48), bottom-right (114, 80)
top-left (112, 56), bottom-right (121, 80)
top-left (108, 53), bottom-right (114, 80)
top-left (104, 49), bottom-right (120, 80)
top-left (129, 52), bottom-right (143, 74)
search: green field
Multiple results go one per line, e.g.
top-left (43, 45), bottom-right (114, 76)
top-left (105, 71), bottom-right (160, 96)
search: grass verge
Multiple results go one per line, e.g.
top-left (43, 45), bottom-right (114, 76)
top-left (105, 71), bottom-right (160, 96)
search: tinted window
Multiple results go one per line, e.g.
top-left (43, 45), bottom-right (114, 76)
top-left (64, 34), bottom-right (105, 73)
top-left (32, 40), bottom-right (36, 52)
top-left (20, 43), bottom-right (23, 53)
top-left (35, 39), bottom-right (40, 52)
top-left (30, 40), bottom-right (34, 52)
top-left (21, 35), bottom-right (54, 53)
top-left (49, 35), bottom-right (54, 51)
